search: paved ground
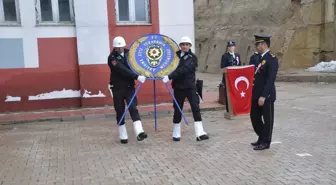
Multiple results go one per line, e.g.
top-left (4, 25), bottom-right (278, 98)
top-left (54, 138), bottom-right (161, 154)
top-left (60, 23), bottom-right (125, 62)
top-left (0, 82), bottom-right (336, 185)
top-left (1, 71), bottom-right (336, 124)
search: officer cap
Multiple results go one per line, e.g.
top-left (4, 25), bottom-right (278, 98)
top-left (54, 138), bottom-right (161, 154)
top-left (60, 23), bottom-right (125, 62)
top-left (254, 34), bottom-right (271, 47)
top-left (180, 36), bottom-right (192, 45)
top-left (113, 36), bottom-right (126, 47)
top-left (227, 41), bottom-right (235, 47)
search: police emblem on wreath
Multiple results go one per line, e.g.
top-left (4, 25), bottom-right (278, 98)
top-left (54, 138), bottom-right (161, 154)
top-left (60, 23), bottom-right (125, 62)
top-left (146, 45), bottom-right (163, 68)
top-left (127, 34), bottom-right (180, 79)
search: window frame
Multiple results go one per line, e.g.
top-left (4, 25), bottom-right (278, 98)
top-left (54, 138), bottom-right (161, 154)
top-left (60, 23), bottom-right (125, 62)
top-left (0, 0), bottom-right (21, 26)
top-left (115, 0), bottom-right (151, 25)
top-left (35, 0), bottom-right (75, 26)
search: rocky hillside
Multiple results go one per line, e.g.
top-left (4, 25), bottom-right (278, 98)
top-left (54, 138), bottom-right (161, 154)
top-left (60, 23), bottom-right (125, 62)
top-left (194, 0), bottom-right (335, 73)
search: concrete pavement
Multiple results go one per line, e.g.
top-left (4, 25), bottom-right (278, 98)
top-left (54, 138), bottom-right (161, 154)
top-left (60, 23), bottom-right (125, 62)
top-left (1, 71), bottom-right (335, 124)
top-left (0, 82), bottom-right (335, 185)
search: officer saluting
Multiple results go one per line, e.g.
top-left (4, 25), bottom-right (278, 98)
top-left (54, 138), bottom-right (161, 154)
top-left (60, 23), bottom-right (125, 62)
top-left (107, 36), bottom-right (148, 144)
top-left (250, 35), bottom-right (279, 150)
top-left (220, 41), bottom-right (242, 113)
top-left (162, 36), bottom-right (209, 142)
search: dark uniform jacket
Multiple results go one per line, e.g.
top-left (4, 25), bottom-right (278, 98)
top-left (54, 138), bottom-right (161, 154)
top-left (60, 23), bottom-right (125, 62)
top-left (249, 52), bottom-right (260, 66)
top-left (251, 51), bottom-right (279, 102)
top-left (220, 52), bottom-right (242, 84)
top-left (107, 49), bottom-right (139, 89)
top-left (168, 50), bottom-right (198, 90)
top-left (220, 52), bottom-right (242, 68)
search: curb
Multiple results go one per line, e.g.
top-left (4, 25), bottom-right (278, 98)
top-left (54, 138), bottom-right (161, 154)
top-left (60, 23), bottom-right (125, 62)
top-left (277, 75), bottom-right (336, 83)
top-left (0, 105), bottom-right (225, 125)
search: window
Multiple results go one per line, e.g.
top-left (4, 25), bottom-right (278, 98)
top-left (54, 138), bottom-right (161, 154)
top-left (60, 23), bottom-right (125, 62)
top-left (36, 0), bottom-right (75, 25)
top-left (0, 0), bottom-right (20, 24)
top-left (115, 0), bottom-right (150, 24)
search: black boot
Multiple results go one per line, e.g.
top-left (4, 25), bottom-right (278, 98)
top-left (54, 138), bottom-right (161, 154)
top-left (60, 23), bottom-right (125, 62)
top-left (120, 139), bottom-right (128, 144)
top-left (251, 138), bottom-right (261, 146)
top-left (253, 143), bottom-right (270, 150)
top-left (137, 132), bottom-right (147, 141)
top-left (196, 134), bottom-right (209, 141)
top-left (173, 137), bottom-right (180, 141)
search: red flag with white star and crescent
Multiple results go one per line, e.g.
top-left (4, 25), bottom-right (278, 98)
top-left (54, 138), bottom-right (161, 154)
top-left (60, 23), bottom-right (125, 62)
top-left (226, 65), bottom-right (255, 115)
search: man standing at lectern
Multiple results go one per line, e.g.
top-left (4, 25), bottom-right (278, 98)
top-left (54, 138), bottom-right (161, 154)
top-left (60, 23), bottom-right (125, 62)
top-left (250, 35), bottom-right (279, 150)
top-left (220, 41), bottom-right (242, 113)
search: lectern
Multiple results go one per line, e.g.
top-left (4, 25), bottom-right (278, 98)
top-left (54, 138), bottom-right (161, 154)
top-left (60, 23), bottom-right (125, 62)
top-left (221, 65), bottom-right (255, 120)
top-left (222, 67), bottom-right (234, 119)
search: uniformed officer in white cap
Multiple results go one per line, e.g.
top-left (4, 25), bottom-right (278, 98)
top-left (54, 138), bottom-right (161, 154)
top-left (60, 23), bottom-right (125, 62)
top-left (162, 36), bottom-right (209, 142)
top-left (107, 36), bottom-right (147, 144)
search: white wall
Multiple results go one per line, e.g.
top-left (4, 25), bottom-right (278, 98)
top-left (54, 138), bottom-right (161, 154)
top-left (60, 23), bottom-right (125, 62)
top-left (158, 0), bottom-right (195, 53)
top-left (73, 0), bottom-right (110, 65)
top-left (0, 0), bottom-right (76, 68)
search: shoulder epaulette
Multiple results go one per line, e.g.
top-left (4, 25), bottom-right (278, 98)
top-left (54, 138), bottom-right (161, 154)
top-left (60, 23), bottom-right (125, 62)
top-left (270, 51), bottom-right (276, 58)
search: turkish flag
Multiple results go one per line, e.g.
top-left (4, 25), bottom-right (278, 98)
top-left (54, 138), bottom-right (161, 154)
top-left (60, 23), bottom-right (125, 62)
top-left (226, 65), bottom-right (255, 115)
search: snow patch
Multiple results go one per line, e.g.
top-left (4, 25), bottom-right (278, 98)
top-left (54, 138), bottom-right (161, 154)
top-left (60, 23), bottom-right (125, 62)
top-left (82, 90), bottom-right (106, 98)
top-left (306, 61), bottom-right (336, 72)
top-left (296, 153), bottom-right (312, 157)
top-left (28, 89), bottom-right (81, 100)
top-left (5, 96), bottom-right (21, 102)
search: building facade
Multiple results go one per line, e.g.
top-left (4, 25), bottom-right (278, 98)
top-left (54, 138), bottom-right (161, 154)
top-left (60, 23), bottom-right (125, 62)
top-left (0, 0), bottom-right (195, 112)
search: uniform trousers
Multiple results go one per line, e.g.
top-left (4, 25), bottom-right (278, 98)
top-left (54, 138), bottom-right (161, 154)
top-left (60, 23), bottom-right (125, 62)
top-left (250, 99), bottom-right (275, 144)
top-left (111, 87), bottom-right (141, 125)
top-left (173, 88), bottom-right (202, 124)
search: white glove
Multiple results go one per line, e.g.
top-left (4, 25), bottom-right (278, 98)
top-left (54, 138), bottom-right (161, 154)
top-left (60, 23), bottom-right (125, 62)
top-left (162, 76), bottom-right (169, 83)
top-left (137, 75), bottom-right (146, 83)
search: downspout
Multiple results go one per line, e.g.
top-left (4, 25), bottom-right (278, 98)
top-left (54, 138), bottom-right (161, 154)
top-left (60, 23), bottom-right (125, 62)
top-left (320, 0), bottom-right (335, 61)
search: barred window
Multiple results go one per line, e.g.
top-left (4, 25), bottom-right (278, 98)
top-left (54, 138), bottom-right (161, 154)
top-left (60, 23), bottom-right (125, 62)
top-left (115, 0), bottom-right (150, 25)
top-left (36, 0), bottom-right (75, 25)
top-left (0, 0), bottom-right (20, 24)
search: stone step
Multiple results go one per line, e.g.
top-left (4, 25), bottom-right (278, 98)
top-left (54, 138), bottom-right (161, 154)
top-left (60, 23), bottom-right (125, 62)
top-left (277, 71), bottom-right (336, 83)
top-left (0, 101), bottom-right (225, 125)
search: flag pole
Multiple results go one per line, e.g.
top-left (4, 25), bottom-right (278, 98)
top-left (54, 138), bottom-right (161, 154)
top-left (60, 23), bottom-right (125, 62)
top-left (153, 80), bottom-right (157, 132)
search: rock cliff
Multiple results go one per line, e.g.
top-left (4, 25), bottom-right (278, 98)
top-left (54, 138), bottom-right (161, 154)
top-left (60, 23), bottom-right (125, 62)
top-left (194, 0), bottom-right (336, 73)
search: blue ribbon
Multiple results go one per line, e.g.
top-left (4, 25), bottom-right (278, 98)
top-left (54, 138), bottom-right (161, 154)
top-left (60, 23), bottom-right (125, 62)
top-left (163, 82), bottom-right (188, 125)
top-left (117, 79), bottom-right (188, 128)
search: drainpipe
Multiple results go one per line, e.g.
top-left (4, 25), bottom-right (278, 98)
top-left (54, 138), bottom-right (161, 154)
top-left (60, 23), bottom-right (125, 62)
top-left (334, 0), bottom-right (336, 59)
top-left (331, 0), bottom-right (336, 60)
top-left (321, 0), bottom-right (335, 61)
top-left (325, 0), bottom-right (334, 23)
